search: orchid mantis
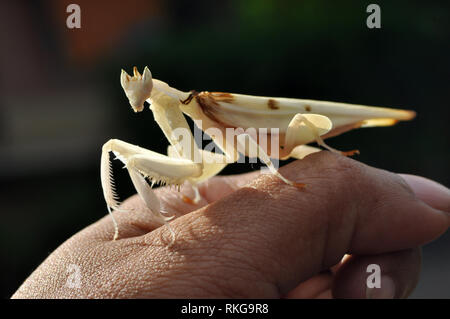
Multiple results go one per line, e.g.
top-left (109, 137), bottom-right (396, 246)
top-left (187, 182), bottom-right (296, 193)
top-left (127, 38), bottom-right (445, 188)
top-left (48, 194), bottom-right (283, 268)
top-left (101, 66), bottom-right (415, 242)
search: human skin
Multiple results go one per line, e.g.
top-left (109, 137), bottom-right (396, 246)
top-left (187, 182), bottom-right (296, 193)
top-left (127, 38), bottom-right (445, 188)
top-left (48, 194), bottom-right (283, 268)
top-left (12, 152), bottom-right (450, 298)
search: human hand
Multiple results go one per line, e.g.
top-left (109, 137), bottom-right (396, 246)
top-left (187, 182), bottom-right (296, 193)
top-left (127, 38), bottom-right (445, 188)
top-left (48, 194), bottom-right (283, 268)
top-left (12, 152), bottom-right (450, 298)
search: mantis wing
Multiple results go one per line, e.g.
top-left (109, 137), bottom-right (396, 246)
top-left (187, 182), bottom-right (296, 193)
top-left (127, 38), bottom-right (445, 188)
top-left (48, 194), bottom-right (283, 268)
top-left (191, 91), bottom-right (415, 136)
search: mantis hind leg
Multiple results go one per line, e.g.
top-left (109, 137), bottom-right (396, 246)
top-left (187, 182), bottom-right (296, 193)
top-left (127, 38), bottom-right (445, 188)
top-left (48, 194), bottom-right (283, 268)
top-left (282, 145), bottom-right (322, 160)
top-left (236, 134), bottom-right (306, 188)
top-left (285, 113), bottom-right (359, 157)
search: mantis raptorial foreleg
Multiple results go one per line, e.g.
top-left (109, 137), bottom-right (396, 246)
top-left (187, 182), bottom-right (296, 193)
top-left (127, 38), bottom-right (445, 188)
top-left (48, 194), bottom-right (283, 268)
top-left (101, 138), bottom-right (203, 240)
top-left (127, 168), bottom-right (177, 243)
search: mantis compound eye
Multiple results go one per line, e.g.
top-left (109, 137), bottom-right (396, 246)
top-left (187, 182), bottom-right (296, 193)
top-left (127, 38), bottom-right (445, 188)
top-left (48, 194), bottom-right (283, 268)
top-left (120, 66), bottom-right (153, 112)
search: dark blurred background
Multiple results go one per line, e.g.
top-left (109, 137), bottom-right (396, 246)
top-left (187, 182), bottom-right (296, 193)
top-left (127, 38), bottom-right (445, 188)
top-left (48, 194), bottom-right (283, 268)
top-left (1, 0), bottom-right (449, 298)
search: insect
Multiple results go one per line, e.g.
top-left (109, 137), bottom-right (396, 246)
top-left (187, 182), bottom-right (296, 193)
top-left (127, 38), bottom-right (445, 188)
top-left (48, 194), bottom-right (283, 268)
top-left (101, 66), bottom-right (415, 242)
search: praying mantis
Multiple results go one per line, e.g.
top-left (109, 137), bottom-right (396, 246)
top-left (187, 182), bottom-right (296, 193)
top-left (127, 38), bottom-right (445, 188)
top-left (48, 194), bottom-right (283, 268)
top-left (101, 66), bottom-right (415, 242)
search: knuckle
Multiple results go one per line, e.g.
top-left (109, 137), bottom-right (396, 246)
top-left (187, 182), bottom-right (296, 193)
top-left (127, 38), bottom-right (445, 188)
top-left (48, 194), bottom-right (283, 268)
top-left (300, 151), bottom-right (364, 195)
top-left (317, 151), bottom-right (361, 179)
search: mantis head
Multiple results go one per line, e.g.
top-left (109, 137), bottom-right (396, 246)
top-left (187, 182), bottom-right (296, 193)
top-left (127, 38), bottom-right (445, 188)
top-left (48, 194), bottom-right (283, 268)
top-left (120, 66), bottom-right (153, 112)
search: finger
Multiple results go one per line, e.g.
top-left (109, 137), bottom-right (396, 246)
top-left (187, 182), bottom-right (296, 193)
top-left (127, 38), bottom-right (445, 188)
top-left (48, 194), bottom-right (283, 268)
top-left (399, 174), bottom-right (450, 213)
top-left (315, 289), bottom-right (333, 299)
top-left (332, 248), bottom-right (422, 299)
top-left (284, 256), bottom-right (348, 299)
top-left (284, 272), bottom-right (333, 298)
top-left (107, 171), bottom-right (450, 241)
top-left (146, 152), bottom-right (448, 296)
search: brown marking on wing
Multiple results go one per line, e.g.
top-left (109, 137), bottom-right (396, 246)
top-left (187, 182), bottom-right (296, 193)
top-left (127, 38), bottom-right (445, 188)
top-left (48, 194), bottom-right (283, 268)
top-left (305, 105), bottom-right (312, 112)
top-left (268, 99), bottom-right (279, 110)
top-left (180, 90), bottom-right (198, 105)
top-left (195, 91), bottom-right (236, 128)
top-left (195, 92), bottom-right (295, 158)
